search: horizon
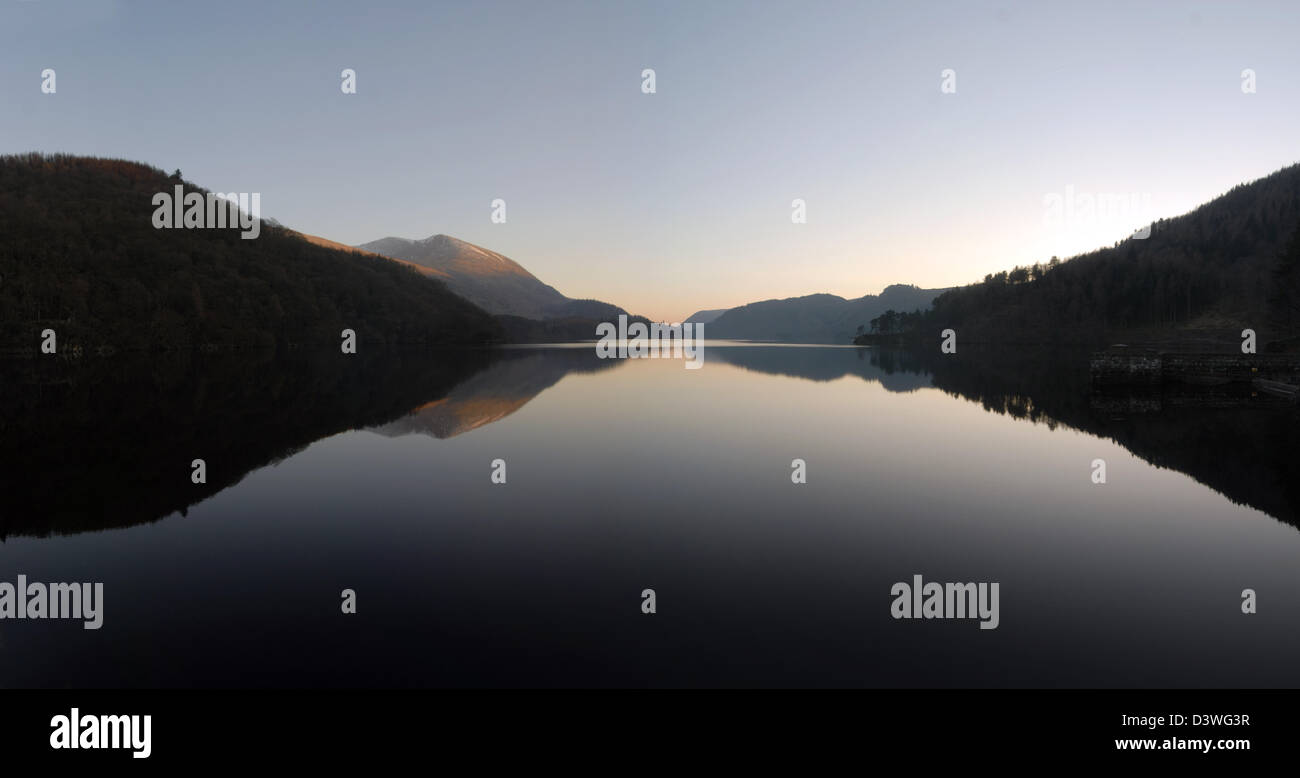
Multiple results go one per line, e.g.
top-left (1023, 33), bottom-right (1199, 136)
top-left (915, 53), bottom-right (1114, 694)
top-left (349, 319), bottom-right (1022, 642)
top-left (12, 149), bottom-right (1298, 322)
top-left (3, 0), bottom-right (1299, 321)
top-left (299, 157), bottom-right (1300, 318)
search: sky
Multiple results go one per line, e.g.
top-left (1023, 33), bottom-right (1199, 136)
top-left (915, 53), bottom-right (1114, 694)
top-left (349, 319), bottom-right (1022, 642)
top-left (3, 0), bottom-right (1299, 321)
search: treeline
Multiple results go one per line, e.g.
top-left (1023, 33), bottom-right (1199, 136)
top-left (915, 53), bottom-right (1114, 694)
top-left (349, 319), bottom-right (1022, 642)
top-left (859, 308), bottom-right (925, 336)
top-left (0, 153), bottom-right (503, 353)
top-left (497, 313), bottom-right (654, 343)
top-left (880, 163), bottom-right (1300, 346)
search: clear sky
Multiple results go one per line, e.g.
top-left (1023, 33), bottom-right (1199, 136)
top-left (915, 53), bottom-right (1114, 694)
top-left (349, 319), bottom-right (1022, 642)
top-left (3, 0), bottom-right (1298, 321)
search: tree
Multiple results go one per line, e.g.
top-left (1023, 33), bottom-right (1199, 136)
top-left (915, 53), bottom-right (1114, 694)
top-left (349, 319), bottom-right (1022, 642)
top-left (1268, 217), bottom-right (1300, 340)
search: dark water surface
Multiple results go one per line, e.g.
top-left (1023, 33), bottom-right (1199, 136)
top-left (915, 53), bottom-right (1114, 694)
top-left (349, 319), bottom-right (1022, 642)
top-left (2, 344), bottom-right (1298, 687)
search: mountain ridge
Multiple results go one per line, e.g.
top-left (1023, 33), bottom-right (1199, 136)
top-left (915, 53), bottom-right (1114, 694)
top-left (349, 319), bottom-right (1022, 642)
top-left (356, 233), bottom-right (630, 321)
top-left (702, 284), bottom-right (952, 343)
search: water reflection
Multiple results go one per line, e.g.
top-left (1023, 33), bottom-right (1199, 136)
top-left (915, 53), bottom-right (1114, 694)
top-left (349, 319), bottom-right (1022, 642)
top-left (4, 344), bottom-right (1300, 688)
top-left (713, 344), bottom-right (1300, 529)
top-left (2, 343), bottom-right (1297, 540)
top-left (369, 348), bottom-right (622, 439)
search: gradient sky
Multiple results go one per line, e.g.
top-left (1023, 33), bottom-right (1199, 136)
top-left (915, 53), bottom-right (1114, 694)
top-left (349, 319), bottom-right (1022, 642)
top-left (3, 0), bottom-right (1298, 321)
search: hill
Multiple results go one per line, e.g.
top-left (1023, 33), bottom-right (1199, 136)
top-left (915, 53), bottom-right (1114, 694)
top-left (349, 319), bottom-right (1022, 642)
top-left (0, 153), bottom-right (503, 352)
top-left (705, 284), bottom-right (950, 343)
top-left (684, 308), bottom-right (729, 325)
top-left (918, 162), bottom-right (1300, 346)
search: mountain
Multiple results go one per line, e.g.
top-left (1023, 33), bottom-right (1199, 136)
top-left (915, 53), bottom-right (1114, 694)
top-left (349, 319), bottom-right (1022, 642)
top-left (292, 230), bottom-right (451, 280)
top-left (916, 162), bottom-right (1300, 347)
top-left (704, 284), bottom-right (950, 343)
top-left (357, 233), bottom-right (629, 321)
top-left (0, 153), bottom-right (503, 352)
top-left (684, 308), bottom-right (729, 325)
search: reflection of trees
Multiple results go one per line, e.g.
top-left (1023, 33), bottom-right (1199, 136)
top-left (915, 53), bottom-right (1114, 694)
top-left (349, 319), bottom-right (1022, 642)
top-left (4, 343), bottom-right (1295, 540)
top-left (0, 348), bottom-right (616, 538)
top-left (716, 343), bottom-right (1300, 529)
top-left (897, 346), bottom-right (1300, 530)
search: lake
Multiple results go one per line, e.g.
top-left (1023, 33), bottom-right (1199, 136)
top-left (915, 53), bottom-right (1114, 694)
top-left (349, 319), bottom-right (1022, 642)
top-left (2, 343), bottom-right (1298, 687)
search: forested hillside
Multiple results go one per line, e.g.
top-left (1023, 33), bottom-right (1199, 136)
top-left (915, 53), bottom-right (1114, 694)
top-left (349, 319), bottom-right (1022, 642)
top-left (0, 154), bottom-right (503, 353)
top-left (920, 163), bottom-right (1300, 346)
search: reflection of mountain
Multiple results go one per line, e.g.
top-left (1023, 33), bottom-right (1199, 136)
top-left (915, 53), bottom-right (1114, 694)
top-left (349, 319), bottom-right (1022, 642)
top-left (373, 395), bottom-right (532, 439)
top-left (0, 351), bottom-right (471, 537)
top-left (901, 347), bottom-right (1300, 530)
top-left (0, 348), bottom-right (618, 539)
top-left (5, 343), bottom-right (1295, 540)
top-left (369, 349), bottom-right (622, 439)
top-left (712, 344), bottom-right (1300, 530)
top-left (709, 346), bottom-right (933, 393)
top-left (921, 348), bottom-right (1300, 530)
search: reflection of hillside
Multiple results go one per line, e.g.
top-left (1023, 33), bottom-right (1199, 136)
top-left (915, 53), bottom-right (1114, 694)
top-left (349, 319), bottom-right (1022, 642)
top-left (374, 396), bottom-right (531, 439)
top-left (720, 343), bottom-right (1300, 530)
top-left (709, 346), bottom-right (933, 393)
top-left (0, 348), bottom-right (615, 539)
top-left (6, 343), bottom-right (1294, 540)
top-left (370, 348), bottom-right (623, 439)
top-left (896, 347), bottom-right (1300, 531)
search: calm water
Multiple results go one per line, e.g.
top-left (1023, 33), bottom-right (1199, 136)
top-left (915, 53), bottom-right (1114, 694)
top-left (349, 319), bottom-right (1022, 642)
top-left (2, 344), bottom-right (1299, 687)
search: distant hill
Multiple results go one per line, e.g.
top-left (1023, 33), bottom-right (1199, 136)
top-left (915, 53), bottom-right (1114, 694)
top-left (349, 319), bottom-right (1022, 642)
top-left (357, 234), bottom-right (630, 321)
top-left (684, 308), bottom-right (729, 325)
top-left (919, 162), bottom-right (1300, 346)
top-left (0, 153), bottom-right (503, 352)
top-left (705, 284), bottom-right (950, 343)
